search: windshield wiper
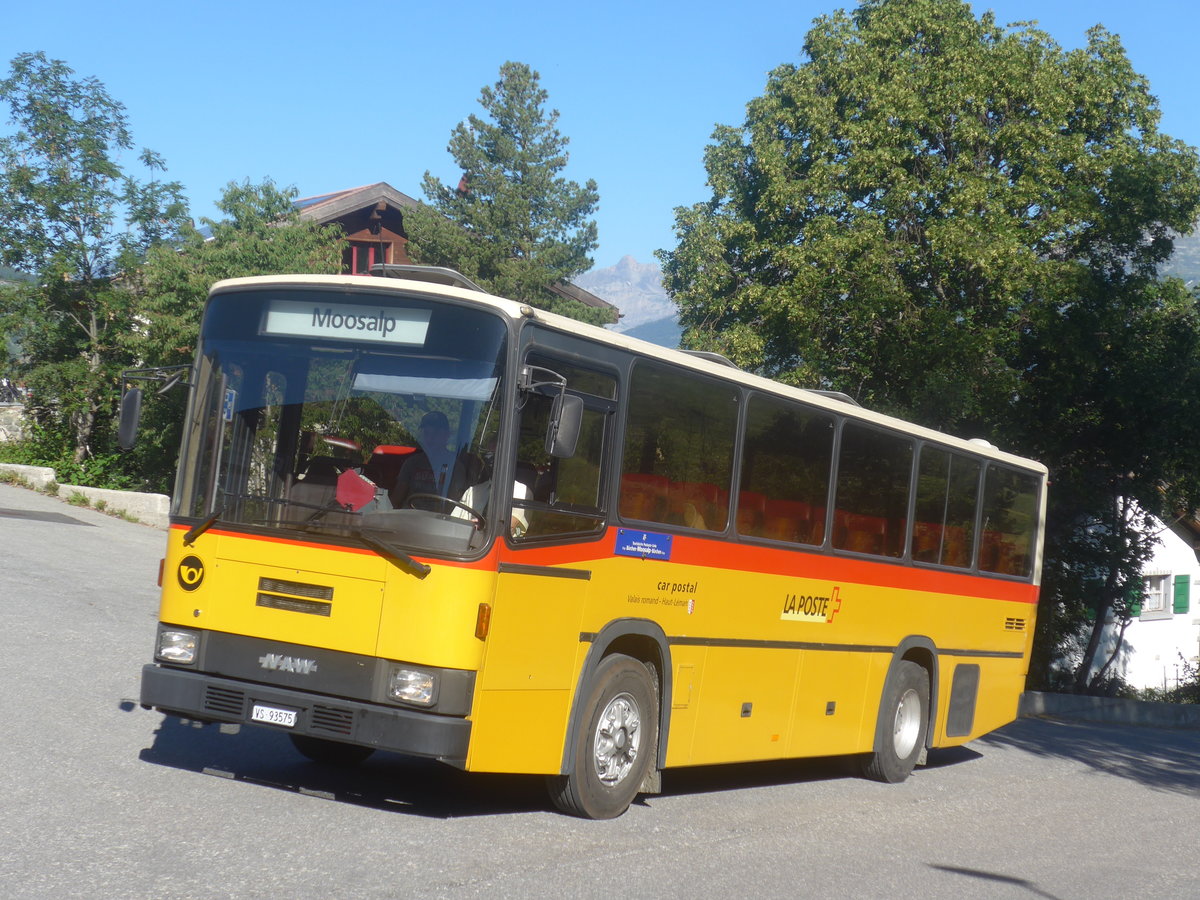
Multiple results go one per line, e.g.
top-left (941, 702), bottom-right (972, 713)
top-left (355, 530), bottom-right (431, 579)
top-left (184, 506), bottom-right (224, 546)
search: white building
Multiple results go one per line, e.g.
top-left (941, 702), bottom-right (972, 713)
top-left (1100, 517), bottom-right (1200, 692)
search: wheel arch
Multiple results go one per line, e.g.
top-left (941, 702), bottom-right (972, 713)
top-left (559, 618), bottom-right (672, 776)
top-left (879, 636), bottom-right (939, 751)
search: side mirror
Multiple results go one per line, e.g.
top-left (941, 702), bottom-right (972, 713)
top-left (118, 387), bottom-right (143, 451)
top-left (545, 393), bottom-right (584, 459)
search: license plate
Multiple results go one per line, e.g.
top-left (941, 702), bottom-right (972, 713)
top-left (251, 703), bottom-right (298, 728)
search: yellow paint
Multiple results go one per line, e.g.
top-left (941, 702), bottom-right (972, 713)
top-left (465, 566), bottom-right (590, 773)
top-left (467, 689), bottom-right (573, 773)
top-left (159, 525), bottom-right (1038, 775)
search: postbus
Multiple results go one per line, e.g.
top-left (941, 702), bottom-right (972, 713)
top-left (132, 265), bottom-right (1046, 818)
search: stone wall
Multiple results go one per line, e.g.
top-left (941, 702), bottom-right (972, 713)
top-left (0, 405), bottom-right (24, 442)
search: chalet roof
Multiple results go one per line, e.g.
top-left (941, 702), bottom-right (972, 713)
top-left (295, 182), bottom-right (421, 223)
top-left (296, 181), bottom-right (617, 322)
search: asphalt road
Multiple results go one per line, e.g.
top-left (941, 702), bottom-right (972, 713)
top-left (2, 482), bottom-right (1198, 899)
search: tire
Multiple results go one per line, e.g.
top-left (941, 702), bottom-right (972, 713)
top-left (861, 660), bottom-right (929, 783)
top-left (289, 734), bottom-right (375, 766)
top-left (547, 654), bottom-right (659, 819)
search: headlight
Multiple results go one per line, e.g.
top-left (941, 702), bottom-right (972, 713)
top-left (387, 667), bottom-right (436, 706)
top-left (156, 630), bottom-right (198, 664)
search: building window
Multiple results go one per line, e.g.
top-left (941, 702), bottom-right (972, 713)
top-left (343, 241), bottom-right (390, 275)
top-left (1140, 574), bottom-right (1172, 621)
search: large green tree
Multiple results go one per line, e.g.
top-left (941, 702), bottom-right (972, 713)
top-left (0, 52), bottom-right (189, 467)
top-left (660, 0), bottom-right (1200, 690)
top-left (124, 178), bottom-right (345, 491)
top-left (408, 61), bottom-right (608, 323)
top-left (135, 178), bottom-right (344, 369)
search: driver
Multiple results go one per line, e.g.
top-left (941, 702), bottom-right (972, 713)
top-left (389, 411), bottom-right (477, 507)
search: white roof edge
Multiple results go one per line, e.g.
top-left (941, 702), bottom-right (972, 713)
top-left (208, 273), bottom-right (1046, 474)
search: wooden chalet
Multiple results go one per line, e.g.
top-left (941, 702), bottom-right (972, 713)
top-left (295, 182), bottom-right (618, 323)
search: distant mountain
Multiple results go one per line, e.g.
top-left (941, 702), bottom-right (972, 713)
top-left (577, 228), bottom-right (1200, 354)
top-left (623, 315), bottom-right (683, 348)
top-left (575, 256), bottom-right (677, 334)
top-left (1162, 227), bottom-right (1200, 287)
top-left (0, 265), bottom-right (33, 285)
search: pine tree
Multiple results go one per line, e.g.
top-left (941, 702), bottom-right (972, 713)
top-left (408, 62), bottom-right (608, 324)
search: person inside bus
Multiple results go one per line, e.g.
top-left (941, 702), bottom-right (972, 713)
top-left (389, 410), bottom-right (478, 507)
top-left (454, 478), bottom-right (530, 538)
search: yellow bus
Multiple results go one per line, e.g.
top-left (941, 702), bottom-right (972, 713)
top-left (134, 265), bottom-right (1046, 818)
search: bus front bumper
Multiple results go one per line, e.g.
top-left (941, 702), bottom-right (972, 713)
top-left (140, 664), bottom-right (471, 766)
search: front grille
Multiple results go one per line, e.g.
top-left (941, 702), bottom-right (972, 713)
top-left (1004, 617), bottom-right (1027, 632)
top-left (256, 577), bottom-right (333, 616)
top-left (311, 704), bottom-right (354, 736)
top-left (256, 593), bottom-right (332, 616)
top-left (258, 577), bottom-right (334, 600)
top-left (204, 685), bottom-right (246, 716)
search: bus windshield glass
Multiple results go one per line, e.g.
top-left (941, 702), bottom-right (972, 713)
top-left (174, 287), bottom-right (510, 556)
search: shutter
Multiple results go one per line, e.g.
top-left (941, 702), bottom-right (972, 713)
top-left (1173, 575), bottom-right (1190, 614)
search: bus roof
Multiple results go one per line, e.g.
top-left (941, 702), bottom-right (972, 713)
top-left (208, 272), bottom-right (1047, 475)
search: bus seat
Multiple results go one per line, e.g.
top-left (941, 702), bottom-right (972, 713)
top-left (620, 473), bottom-right (669, 522)
top-left (835, 510), bottom-right (887, 555)
top-left (363, 444), bottom-right (416, 492)
top-left (736, 491), bottom-right (767, 534)
top-left (669, 481), bottom-right (722, 531)
top-left (942, 525), bottom-right (970, 567)
top-left (913, 521), bottom-right (943, 563)
top-left (981, 531), bottom-right (1018, 574)
top-left (763, 498), bottom-right (811, 543)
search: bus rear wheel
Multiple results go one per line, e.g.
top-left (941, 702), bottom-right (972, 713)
top-left (861, 660), bottom-right (929, 784)
top-left (289, 734), bottom-right (375, 766)
top-left (548, 654), bottom-right (658, 819)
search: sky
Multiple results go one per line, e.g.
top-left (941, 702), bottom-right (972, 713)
top-left (3, 0), bottom-right (1198, 272)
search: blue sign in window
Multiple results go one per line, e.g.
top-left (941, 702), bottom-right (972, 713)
top-left (222, 389), bottom-right (238, 423)
top-left (614, 529), bottom-right (673, 560)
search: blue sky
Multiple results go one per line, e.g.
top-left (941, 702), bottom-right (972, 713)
top-left (4, 0), bottom-right (1198, 271)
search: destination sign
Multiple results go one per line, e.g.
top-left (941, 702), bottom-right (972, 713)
top-left (262, 299), bottom-right (431, 345)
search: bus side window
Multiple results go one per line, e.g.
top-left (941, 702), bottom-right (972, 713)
top-left (619, 361), bottom-right (738, 532)
top-left (738, 394), bottom-right (834, 545)
top-left (512, 356), bottom-right (615, 541)
top-left (913, 446), bottom-right (980, 568)
top-left (833, 422), bottom-right (913, 558)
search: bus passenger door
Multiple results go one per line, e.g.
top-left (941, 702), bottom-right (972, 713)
top-left (466, 350), bottom-right (615, 774)
top-left (467, 565), bottom-right (592, 774)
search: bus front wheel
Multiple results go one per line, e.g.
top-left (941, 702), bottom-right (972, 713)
top-left (548, 654), bottom-right (658, 819)
top-left (861, 659), bottom-right (929, 783)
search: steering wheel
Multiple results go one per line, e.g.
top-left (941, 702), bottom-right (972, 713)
top-left (406, 493), bottom-right (485, 524)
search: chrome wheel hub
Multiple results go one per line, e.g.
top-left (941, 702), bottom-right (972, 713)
top-left (593, 691), bottom-right (641, 786)
top-left (892, 687), bottom-right (921, 759)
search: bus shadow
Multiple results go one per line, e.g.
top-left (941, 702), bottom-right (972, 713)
top-left (655, 744), bottom-right (981, 801)
top-left (137, 711), bottom-right (985, 819)
top-left (137, 714), bottom-right (550, 819)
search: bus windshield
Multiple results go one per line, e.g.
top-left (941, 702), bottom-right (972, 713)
top-left (174, 287), bottom-right (510, 556)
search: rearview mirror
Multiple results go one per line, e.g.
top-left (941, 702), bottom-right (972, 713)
top-left (546, 394), bottom-right (583, 459)
top-left (118, 388), bottom-right (143, 451)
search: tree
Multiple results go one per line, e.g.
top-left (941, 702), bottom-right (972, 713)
top-left (0, 51), bottom-right (189, 466)
top-left (1017, 275), bottom-right (1200, 690)
top-left (659, 0), bottom-right (1200, 690)
top-left (126, 179), bottom-right (344, 491)
top-left (408, 61), bottom-right (607, 324)
top-left (135, 178), bottom-right (344, 368)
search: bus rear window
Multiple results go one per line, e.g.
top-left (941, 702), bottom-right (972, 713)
top-left (979, 466), bottom-right (1040, 577)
